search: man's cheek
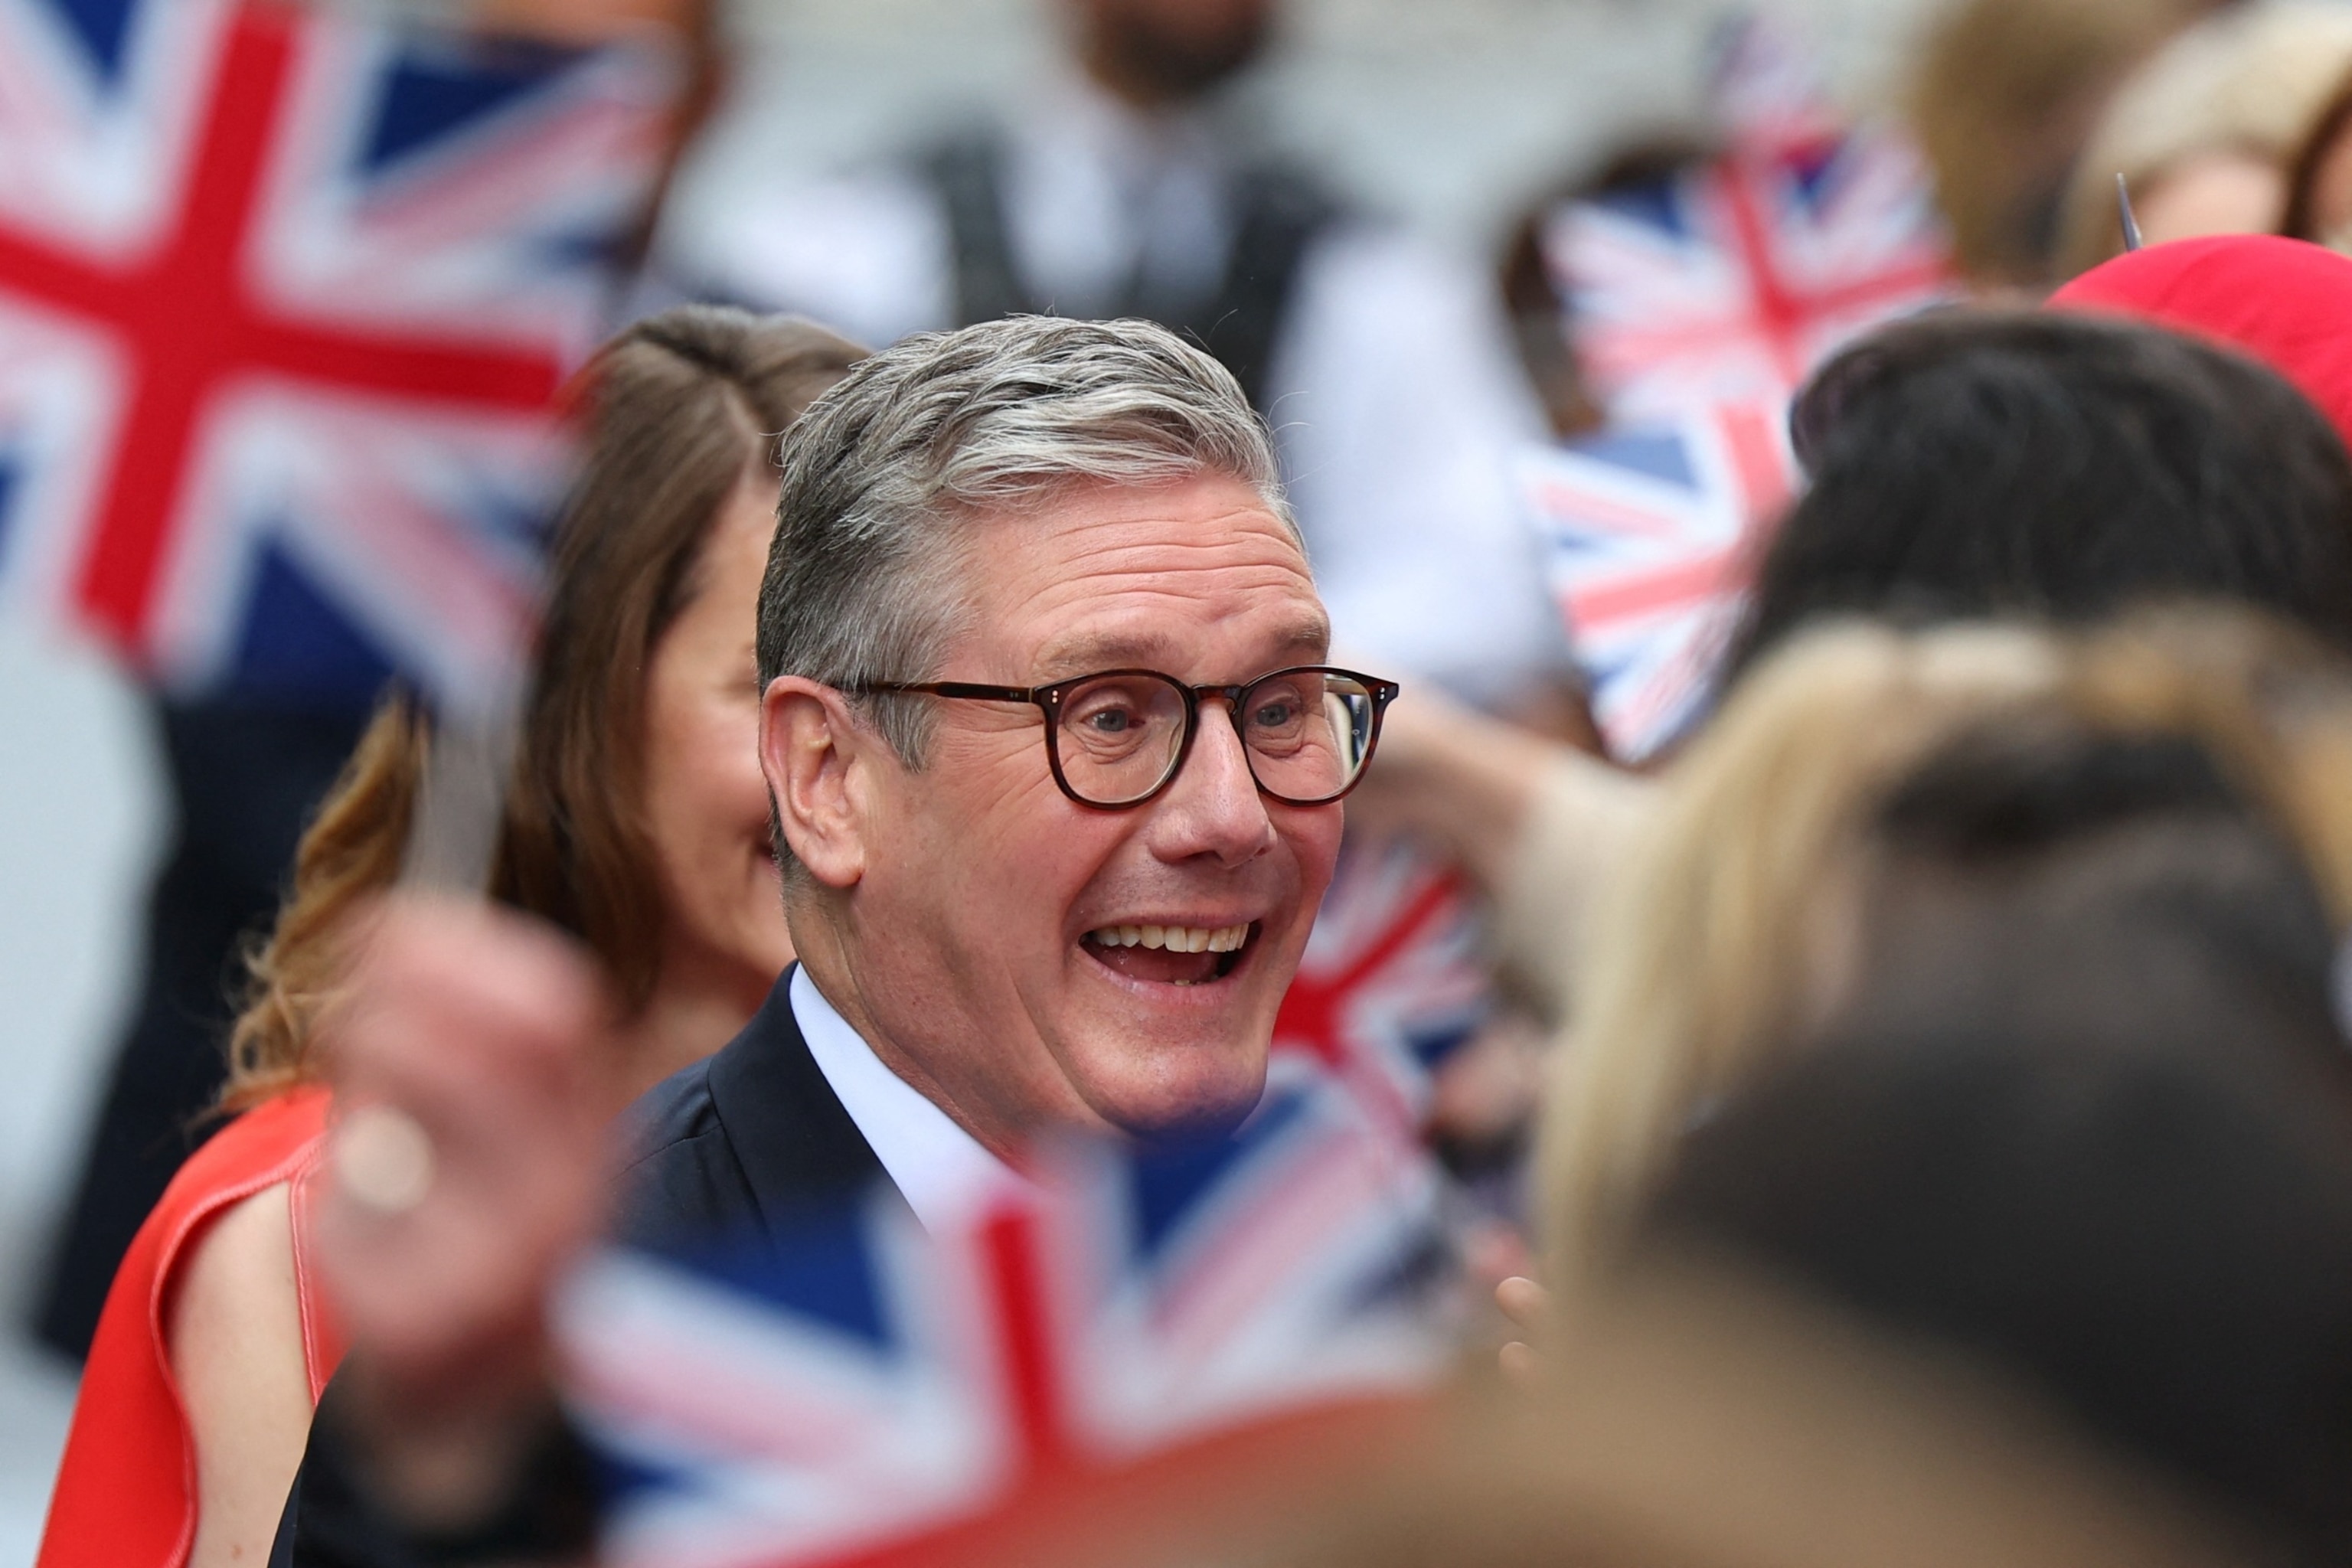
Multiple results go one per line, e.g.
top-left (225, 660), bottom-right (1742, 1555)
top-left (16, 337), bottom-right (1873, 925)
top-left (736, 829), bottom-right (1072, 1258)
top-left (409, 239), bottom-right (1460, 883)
top-left (1294, 810), bottom-right (1347, 886)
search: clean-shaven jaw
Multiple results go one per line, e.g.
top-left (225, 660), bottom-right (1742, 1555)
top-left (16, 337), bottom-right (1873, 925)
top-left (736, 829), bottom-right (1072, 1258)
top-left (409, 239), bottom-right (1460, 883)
top-left (763, 472), bottom-right (1348, 1159)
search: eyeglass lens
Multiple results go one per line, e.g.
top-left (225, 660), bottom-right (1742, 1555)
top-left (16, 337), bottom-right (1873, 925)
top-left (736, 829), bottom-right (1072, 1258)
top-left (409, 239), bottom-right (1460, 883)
top-left (1053, 670), bottom-right (1381, 806)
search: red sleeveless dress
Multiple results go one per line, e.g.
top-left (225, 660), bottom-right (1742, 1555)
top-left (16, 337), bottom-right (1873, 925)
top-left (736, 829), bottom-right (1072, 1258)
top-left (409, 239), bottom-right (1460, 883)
top-left (38, 1086), bottom-right (347, 1568)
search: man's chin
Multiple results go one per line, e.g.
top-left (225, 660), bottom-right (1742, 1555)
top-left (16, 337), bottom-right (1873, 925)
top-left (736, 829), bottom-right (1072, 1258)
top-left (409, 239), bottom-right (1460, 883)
top-left (1051, 923), bottom-right (1296, 1135)
top-left (1095, 1067), bottom-right (1268, 1145)
top-left (1055, 1008), bottom-right (1274, 1142)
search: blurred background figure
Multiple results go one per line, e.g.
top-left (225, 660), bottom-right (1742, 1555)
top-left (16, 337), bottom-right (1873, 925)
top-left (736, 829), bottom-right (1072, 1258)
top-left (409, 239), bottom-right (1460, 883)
top-left (1534, 610), bottom-right (2352, 1285)
top-left (2277, 49), bottom-right (2352, 250)
top-left (2055, 3), bottom-right (2352, 276)
top-left (1908, 0), bottom-right (2226, 290)
top-left (655, 0), bottom-right (1573, 716)
top-left (1422, 612), bottom-right (2352, 1566)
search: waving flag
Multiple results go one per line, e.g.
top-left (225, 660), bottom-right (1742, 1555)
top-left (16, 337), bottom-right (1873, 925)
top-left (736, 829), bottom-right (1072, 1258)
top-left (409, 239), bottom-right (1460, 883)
top-left (0, 0), bottom-right (675, 708)
top-left (1543, 14), bottom-right (1952, 422)
top-left (1523, 398), bottom-right (1798, 761)
top-left (1272, 840), bottom-right (1490, 1136)
top-left (558, 1085), bottom-right (1452, 1568)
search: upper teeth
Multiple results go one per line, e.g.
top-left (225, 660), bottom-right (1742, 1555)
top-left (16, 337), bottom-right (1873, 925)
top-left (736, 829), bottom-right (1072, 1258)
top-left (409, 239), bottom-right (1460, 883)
top-left (1089, 923), bottom-right (1250, 953)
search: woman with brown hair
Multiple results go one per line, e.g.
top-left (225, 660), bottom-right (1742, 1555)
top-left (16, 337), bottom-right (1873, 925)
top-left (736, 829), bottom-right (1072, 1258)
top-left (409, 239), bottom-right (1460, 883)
top-left (39, 304), bottom-right (864, 1568)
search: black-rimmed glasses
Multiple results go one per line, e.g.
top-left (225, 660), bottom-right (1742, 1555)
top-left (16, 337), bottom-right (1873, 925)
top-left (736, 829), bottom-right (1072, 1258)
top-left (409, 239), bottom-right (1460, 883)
top-left (848, 665), bottom-right (1399, 809)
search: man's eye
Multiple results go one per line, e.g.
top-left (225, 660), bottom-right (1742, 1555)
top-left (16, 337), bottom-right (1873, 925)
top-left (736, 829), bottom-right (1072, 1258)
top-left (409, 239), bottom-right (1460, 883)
top-left (1250, 701), bottom-right (1298, 728)
top-left (1081, 707), bottom-right (1138, 733)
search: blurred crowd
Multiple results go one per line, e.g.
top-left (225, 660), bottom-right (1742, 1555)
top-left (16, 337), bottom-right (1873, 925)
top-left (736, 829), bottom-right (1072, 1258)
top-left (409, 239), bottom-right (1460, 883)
top-left (31, 0), bottom-right (2352, 1564)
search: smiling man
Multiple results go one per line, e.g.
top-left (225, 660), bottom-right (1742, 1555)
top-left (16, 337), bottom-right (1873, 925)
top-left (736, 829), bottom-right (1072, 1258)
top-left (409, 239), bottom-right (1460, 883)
top-left (622, 314), bottom-right (1393, 1240)
top-left (266, 317), bottom-right (1393, 1563)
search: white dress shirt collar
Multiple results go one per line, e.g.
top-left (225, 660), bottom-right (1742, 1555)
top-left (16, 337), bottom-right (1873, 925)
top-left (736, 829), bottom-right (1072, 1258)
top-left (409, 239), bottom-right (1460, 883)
top-left (788, 967), bottom-right (1026, 1233)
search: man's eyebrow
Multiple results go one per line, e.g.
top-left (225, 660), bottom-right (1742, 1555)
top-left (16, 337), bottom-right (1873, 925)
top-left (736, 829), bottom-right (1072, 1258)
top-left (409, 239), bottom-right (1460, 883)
top-left (1271, 613), bottom-right (1334, 658)
top-left (1033, 630), bottom-right (1182, 678)
top-left (1032, 615), bottom-right (1332, 680)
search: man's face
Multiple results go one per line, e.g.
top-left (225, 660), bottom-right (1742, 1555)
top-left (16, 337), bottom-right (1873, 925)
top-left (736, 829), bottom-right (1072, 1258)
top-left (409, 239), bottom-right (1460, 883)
top-left (834, 473), bottom-right (1340, 1147)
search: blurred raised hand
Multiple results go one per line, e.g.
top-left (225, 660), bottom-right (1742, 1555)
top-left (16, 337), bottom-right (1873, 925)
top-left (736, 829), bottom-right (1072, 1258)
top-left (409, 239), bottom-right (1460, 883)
top-left (310, 896), bottom-right (622, 1514)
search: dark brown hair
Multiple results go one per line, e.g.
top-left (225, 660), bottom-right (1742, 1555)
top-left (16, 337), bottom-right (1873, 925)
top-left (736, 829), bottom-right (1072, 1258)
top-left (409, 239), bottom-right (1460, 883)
top-left (223, 305), bottom-right (865, 1107)
top-left (492, 306), bottom-right (864, 1008)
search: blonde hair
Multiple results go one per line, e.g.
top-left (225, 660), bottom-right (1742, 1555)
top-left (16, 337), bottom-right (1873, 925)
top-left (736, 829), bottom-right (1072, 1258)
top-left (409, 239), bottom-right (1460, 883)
top-left (2055, 3), bottom-right (2352, 276)
top-left (2063, 606), bottom-right (2352, 920)
top-left (1536, 607), bottom-right (2352, 1297)
top-left (1535, 621), bottom-right (2066, 1292)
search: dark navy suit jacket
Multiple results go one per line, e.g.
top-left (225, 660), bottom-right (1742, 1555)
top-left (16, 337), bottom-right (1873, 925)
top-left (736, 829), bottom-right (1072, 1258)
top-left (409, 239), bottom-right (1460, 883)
top-left (276, 969), bottom-right (892, 1567)
top-left (616, 967), bottom-right (895, 1252)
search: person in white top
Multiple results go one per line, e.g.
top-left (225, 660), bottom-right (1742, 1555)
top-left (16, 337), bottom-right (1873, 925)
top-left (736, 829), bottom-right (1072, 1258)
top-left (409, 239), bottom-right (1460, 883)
top-left (661, 0), bottom-right (1573, 714)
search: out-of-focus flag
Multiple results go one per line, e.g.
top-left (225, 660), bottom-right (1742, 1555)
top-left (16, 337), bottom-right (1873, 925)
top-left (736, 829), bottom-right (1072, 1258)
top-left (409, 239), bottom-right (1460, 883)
top-left (557, 1083), bottom-right (1454, 1568)
top-left (0, 0), bottom-right (675, 710)
top-left (1521, 398), bottom-right (1798, 762)
top-left (1271, 841), bottom-right (1490, 1138)
top-left (1542, 14), bottom-right (1954, 423)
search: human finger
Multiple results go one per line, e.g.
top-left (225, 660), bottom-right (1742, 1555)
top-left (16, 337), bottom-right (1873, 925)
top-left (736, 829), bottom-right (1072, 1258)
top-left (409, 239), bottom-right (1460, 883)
top-left (1495, 1274), bottom-right (1549, 1334)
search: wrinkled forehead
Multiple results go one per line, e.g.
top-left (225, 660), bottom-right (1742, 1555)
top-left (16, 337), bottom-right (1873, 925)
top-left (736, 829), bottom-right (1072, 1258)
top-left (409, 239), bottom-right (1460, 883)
top-left (951, 475), bottom-right (1326, 680)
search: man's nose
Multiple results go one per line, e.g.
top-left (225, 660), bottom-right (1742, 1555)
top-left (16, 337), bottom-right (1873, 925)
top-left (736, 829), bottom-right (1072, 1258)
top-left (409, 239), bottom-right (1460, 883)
top-left (1148, 701), bottom-right (1278, 866)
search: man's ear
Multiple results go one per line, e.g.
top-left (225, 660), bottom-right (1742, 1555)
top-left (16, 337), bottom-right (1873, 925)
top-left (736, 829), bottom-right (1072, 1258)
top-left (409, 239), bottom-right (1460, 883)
top-left (760, 678), bottom-right (880, 890)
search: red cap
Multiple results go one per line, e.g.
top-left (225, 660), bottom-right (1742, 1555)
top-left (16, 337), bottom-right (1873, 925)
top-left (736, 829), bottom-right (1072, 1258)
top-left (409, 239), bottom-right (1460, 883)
top-left (2050, 235), bottom-right (2352, 452)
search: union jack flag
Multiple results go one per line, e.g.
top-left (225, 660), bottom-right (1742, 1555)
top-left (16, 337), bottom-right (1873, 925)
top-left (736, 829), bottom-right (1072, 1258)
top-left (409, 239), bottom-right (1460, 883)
top-left (1522, 398), bottom-right (1798, 761)
top-left (1272, 840), bottom-right (1490, 1137)
top-left (1544, 15), bottom-right (1953, 422)
top-left (0, 0), bottom-right (675, 708)
top-left (557, 1084), bottom-right (1452, 1568)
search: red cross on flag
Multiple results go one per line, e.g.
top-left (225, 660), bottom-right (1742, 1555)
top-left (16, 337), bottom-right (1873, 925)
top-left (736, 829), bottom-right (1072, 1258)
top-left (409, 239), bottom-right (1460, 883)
top-left (1543, 13), bottom-right (1955, 423)
top-left (1270, 841), bottom-right (1491, 1138)
top-left (558, 1082), bottom-right (1451, 1568)
top-left (0, 0), bottom-right (675, 707)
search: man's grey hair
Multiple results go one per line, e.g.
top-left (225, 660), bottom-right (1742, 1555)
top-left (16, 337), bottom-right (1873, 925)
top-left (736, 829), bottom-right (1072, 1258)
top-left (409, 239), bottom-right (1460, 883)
top-left (756, 314), bottom-right (1296, 771)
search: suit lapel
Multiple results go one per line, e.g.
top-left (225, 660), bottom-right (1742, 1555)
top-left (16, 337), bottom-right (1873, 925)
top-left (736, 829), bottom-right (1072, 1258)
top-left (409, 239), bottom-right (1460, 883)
top-left (704, 968), bottom-right (893, 1238)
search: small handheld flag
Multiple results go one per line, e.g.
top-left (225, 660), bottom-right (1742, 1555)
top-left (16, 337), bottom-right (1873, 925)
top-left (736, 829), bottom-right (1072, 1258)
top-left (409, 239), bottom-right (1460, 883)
top-left (1270, 840), bottom-right (1490, 1137)
top-left (1543, 14), bottom-right (1955, 421)
top-left (557, 1083), bottom-right (1456, 1568)
top-left (0, 0), bottom-right (678, 711)
top-left (1522, 399), bottom-right (1799, 762)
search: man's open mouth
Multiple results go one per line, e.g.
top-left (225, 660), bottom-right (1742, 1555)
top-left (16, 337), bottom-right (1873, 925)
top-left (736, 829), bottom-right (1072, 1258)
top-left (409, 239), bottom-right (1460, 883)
top-left (1081, 923), bottom-right (1256, 987)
